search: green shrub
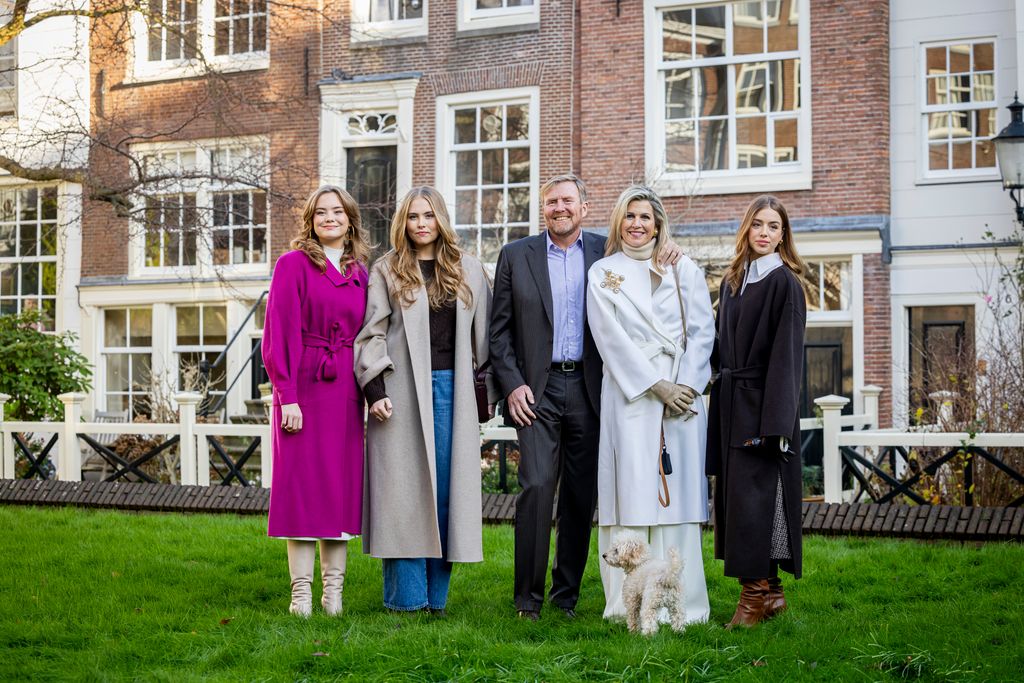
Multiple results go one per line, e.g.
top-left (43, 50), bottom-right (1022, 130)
top-left (0, 310), bottom-right (92, 420)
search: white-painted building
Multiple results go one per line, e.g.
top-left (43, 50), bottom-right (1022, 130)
top-left (0, 2), bottom-right (89, 340)
top-left (890, 0), bottom-right (1022, 425)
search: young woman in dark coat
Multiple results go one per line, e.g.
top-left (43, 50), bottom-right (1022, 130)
top-left (706, 194), bottom-right (807, 629)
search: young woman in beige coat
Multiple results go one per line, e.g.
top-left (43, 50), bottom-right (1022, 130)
top-left (354, 186), bottom-right (496, 614)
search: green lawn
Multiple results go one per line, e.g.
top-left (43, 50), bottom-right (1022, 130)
top-left (1, 506), bottom-right (1021, 682)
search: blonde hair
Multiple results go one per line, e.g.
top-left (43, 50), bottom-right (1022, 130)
top-left (540, 174), bottom-right (589, 203)
top-left (386, 186), bottom-right (472, 310)
top-left (723, 195), bottom-right (805, 296)
top-left (289, 185), bottom-right (371, 276)
top-left (605, 185), bottom-right (672, 274)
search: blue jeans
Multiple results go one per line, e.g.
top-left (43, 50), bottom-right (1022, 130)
top-left (383, 369), bottom-right (454, 611)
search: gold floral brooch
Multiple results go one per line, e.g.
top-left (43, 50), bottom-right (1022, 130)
top-left (600, 269), bottom-right (625, 294)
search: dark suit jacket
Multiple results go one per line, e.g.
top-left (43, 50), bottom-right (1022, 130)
top-left (489, 230), bottom-right (605, 425)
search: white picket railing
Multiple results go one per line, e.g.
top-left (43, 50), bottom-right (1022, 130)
top-left (816, 393), bottom-right (1024, 504)
top-left (0, 392), bottom-right (272, 486)
top-left (7, 382), bottom-right (1019, 506)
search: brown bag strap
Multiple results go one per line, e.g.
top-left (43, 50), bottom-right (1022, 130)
top-left (671, 266), bottom-right (687, 353)
top-left (658, 426), bottom-right (671, 508)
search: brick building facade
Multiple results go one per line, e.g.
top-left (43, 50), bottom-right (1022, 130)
top-left (25, 0), bottom-right (1023, 444)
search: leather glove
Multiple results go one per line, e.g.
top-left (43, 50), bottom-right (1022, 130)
top-left (678, 384), bottom-right (697, 411)
top-left (650, 380), bottom-right (688, 417)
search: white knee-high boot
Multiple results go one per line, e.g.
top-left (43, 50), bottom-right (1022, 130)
top-left (319, 540), bottom-right (347, 617)
top-left (287, 540), bottom-right (316, 618)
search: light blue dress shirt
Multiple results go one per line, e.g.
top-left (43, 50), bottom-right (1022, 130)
top-left (546, 231), bottom-right (585, 363)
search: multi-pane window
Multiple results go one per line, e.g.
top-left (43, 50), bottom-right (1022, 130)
top-left (802, 260), bottom-right (851, 312)
top-left (475, 0), bottom-right (533, 9)
top-left (922, 40), bottom-right (996, 174)
top-left (451, 101), bottom-right (531, 263)
top-left (658, 0), bottom-right (803, 175)
top-left (175, 304), bottom-right (228, 402)
top-left (369, 0), bottom-right (423, 21)
top-left (135, 139), bottom-right (269, 272)
top-left (147, 0), bottom-right (199, 62)
top-left (144, 194), bottom-right (198, 268)
top-left (214, 0), bottom-right (268, 55)
top-left (0, 187), bottom-right (58, 330)
top-left (457, 0), bottom-right (537, 33)
top-left (700, 258), bottom-right (850, 312)
top-left (0, 31), bottom-right (15, 117)
top-left (212, 192), bottom-right (267, 265)
top-left (102, 308), bottom-right (153, 418)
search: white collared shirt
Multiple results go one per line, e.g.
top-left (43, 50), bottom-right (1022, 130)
top-left (739, 251), bottom-right (784, 296)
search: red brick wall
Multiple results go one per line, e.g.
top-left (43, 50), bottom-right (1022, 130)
top-left (863, 253), bottom-right (892, 426)
top-left (578, 0), bottom-right (891, 225)
top-left (319, 1), bottom-right (578, 194)
top-left (83, 1), bottom-right (323, 277)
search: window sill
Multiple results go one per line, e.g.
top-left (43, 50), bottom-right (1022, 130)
top-left (350, 21), bottom-right (427, 44)
top-left (350, 34), bottom-right (429, 49)
top-left (653, 167), bottom-right (812, 197)
top-left (456, 21), bottom-right (540, 40)
top-left (457, 8), bottom-right (539, 35)
top-left (914, 172), bottom-right (1001, 187)
top-left (125, 54), bottom-right (269, 86)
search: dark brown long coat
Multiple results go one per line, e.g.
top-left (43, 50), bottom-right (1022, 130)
top-left (706, 265), bottom-right (806, 579)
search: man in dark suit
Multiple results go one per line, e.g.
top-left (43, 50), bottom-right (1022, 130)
top-left (490, 174), bottom-right (680, 619)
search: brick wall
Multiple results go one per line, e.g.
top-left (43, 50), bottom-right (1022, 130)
top-left (319, 1), bottom-right (577, 201)
top-left (578, 0), bottom-right (891, 226)
top-left (863, 253), bottom-right (892, 426)
top-left (83, 2), bottom-right (323, 277)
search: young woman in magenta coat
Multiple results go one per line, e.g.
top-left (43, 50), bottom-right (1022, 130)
top-left (261, 185), bottom-right (372, 617)
top-left (706, 195), bottom-right (807, 628)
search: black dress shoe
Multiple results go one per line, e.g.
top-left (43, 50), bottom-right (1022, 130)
top-left (428, 608), bottom-right (447, 618)
top-left (517, 609), bottom-right (540, 621)
top-left (560, 607), bottom-right (577, 619)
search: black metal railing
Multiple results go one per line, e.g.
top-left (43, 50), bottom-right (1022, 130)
top-left (840, 444), bottom-right (1024, 507)
top-left (14, 433), bottom-right (58, 479)
top-left (201, 291), bottom-right (268, 418)
top-left (78, 433), bottom-right (181, 484)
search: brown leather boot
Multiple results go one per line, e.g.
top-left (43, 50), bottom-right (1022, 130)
top-left (765, 576), bottom-right (787, 618)
top-left (726, 579), bottom-right (770, 629)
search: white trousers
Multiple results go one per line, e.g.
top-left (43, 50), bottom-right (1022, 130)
top-left (598, 523), bottom-right (710, 625)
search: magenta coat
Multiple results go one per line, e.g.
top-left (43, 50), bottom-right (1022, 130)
top-left (262, 249), bottom-right (367, 538)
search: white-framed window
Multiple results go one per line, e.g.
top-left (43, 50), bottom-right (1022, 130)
top-left (131, 0), bottom-right (268, 82)
top-left (0, 28), bottom-right (16, 117)
top-left (320, 76), bottom-right (420, 263)
top-left (174, 303), bottom-right (227, 402)
top-left (645, 0), bottom-right (811, 196)
top-left (803, 259), bottom-right (851, 313)
top-left (351, 0), bottom-right (427, 42)
top-left (214, 0), bottom-right (268, 55)
top-left (457, 0), bottom-right (538, 34)
top-left (131, 137), bottom-right (269, 277)
top-left (436, 88), bottom-right (539, 266)
top-left (0, 186), bottom-right (59, 330)
top-left (101, 307), bottom-right (153, 418)
top-left (920, 38), bottom-right (997, 179)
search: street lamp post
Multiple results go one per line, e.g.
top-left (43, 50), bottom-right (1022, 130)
top-left (993, 93), bottom-right (1024, 222)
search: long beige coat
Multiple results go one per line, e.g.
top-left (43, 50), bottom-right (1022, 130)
top-left (354, 254), bottom-right (496, 562)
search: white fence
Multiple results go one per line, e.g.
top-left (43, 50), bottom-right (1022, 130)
top-left (4, 385), bottom-right (1021, 506)
top-left (816, 392), bottom-right (1024, 504)
top-left (0, 392), bottom-right (272, 486)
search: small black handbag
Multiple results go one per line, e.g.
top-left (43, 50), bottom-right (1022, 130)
top-left (474, 360), bottom-right (491, 423)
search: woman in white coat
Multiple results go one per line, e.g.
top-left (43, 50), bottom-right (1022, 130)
top-left (586, 184), bottom-right (715, 626)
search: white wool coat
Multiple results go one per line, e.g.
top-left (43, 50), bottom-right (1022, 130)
top-left (586, 251), bottom-right (715, 526)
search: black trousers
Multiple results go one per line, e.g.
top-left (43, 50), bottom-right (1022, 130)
top-left (513, 369), bottom-right (599, 611)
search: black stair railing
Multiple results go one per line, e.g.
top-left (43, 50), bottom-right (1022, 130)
top-left (200, 291), bottom-right (268, 418)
